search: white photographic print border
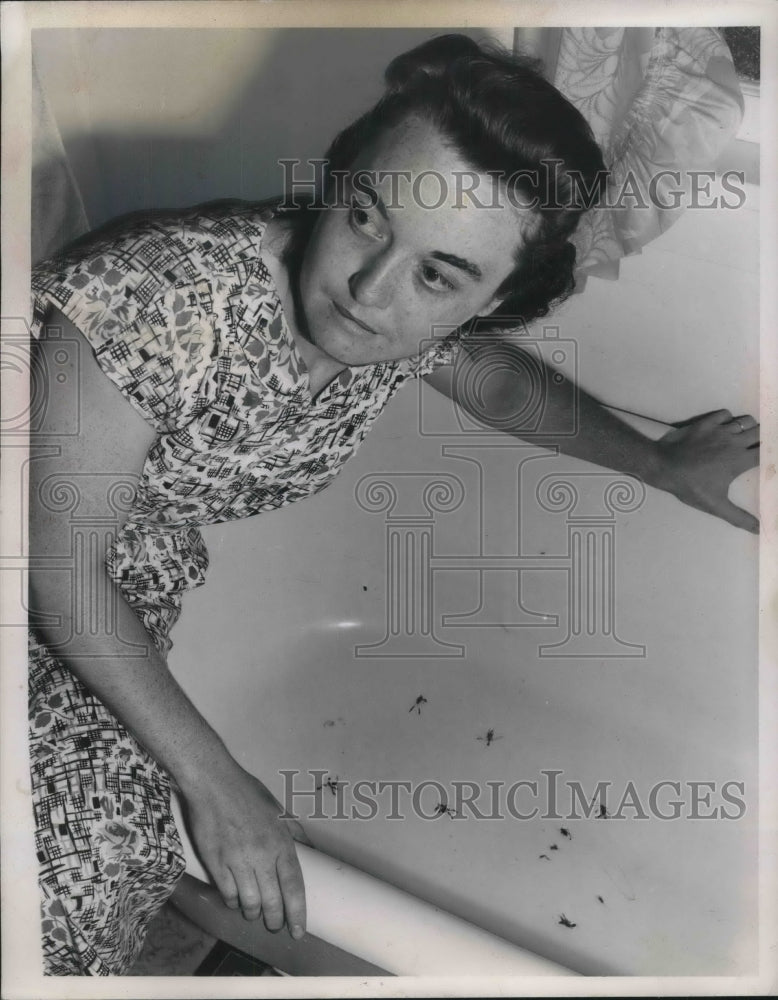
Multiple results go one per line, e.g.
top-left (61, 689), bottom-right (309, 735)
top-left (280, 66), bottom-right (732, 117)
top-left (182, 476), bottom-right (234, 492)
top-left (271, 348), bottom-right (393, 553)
top-left (2, 1), bottom-right (776, 997)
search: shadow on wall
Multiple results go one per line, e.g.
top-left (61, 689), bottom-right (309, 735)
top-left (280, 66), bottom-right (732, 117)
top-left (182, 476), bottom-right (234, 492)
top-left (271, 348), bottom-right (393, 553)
top-left (32, 27), bottom-right (494, 238)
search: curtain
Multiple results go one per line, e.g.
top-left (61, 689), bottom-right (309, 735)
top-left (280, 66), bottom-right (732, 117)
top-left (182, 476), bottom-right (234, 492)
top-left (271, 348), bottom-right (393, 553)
top-left (518, 27), bottom-right (745, 282)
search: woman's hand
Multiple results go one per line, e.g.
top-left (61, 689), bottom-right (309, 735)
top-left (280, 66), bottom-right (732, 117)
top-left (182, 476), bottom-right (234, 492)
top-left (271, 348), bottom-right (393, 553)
top-left (181, 758), bottom-right (311, 938)
top-left (427, 351), bottom-right (761, 537)
top-left (651, 409), bottom-right (760, 533)
top-left (30, 308), bottom-right (313, 941)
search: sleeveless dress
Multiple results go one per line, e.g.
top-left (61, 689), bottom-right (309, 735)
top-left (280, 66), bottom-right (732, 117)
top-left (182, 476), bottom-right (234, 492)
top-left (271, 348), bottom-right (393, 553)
top-left (28, 201), bottom-right (462, 975)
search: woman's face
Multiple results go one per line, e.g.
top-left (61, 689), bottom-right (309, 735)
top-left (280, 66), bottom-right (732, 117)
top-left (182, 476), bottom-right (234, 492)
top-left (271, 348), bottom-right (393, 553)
top-left (296, 117), bottom-right (527, 367)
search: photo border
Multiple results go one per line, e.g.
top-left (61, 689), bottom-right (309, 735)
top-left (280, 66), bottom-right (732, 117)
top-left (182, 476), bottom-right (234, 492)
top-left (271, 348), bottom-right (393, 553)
top-left (2, 2), bottom-right (776, 997)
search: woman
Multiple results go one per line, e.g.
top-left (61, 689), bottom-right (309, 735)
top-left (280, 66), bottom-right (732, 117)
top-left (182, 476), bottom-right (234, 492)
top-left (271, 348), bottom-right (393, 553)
top-left (28, 34), bottom-right (759, 975)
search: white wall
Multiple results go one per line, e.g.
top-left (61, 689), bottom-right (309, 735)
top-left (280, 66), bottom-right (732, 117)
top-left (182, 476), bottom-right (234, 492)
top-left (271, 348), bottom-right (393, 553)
top-left (33, 27), bottom-right (500, 228)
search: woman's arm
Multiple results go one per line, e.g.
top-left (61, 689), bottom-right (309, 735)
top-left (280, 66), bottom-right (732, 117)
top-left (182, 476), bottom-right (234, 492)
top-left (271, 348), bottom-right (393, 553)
top-left (29, 309), bottom-right (308, 937)
top-left (423, 340), bottom-right (759, 533)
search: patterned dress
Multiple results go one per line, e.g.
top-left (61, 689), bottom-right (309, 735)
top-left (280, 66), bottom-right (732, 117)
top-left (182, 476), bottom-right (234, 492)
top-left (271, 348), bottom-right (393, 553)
top-left (29, 201), bottom-right (462, 975)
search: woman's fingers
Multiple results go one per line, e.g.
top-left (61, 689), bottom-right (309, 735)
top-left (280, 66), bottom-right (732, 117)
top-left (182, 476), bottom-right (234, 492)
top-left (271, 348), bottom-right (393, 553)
top-left (734, 442), bottom-right (760, 473)
top-left (288, 818), bottom-right (313, 847)
top-left (724, 413), bottom-right (759, 437)
top-left (717, 498), bottom-right (760, 535)
top-left (697, 411), bottom-right (759, 453)
top-left (736, 426), bottom-right (760, 448)
top-left (696, 408), bottom-right (734, 429)
top-left (229, 864), bottom-right (263, 920)
top-left (185, 766), bottom-right (307, 936)
top-left (277, 851), bottom-right (307, 939)
top-left (212, 865), bottom-right (241, 911)
top-left (213, 836), bottom-right (307, 936)
top-left (720, 437), bottom-right (760, 479)
top-left (655, 412), bottom-right (760, 534)
top-left (255, 866), bottom-right (286, 932)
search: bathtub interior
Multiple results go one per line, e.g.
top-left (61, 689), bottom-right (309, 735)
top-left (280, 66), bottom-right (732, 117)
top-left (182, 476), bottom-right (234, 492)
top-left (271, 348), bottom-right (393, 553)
top-left (167, 190), bottom-right (759, 978)
top-left (30, 24), bottom-right (761, 977)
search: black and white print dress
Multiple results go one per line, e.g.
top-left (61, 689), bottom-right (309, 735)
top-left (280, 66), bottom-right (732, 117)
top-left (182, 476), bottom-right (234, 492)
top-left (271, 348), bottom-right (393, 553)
top-left (29, 201), bottom-right (462, 974)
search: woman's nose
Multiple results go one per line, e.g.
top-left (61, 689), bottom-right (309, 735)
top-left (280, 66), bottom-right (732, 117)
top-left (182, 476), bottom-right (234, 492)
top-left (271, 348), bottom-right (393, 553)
top-left (348, 251), bottom-right (396, 310)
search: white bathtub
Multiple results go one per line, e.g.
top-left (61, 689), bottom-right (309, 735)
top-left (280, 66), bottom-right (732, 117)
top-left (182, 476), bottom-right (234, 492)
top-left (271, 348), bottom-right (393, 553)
top-left (15, 20), bottom-right (762, 986)
top-left (166, 193), bottom-right (759, 976)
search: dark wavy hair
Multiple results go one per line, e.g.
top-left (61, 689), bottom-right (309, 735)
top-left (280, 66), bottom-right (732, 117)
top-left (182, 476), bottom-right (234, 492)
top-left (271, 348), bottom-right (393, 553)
top-left (282, 33), bottom-right (607, 332)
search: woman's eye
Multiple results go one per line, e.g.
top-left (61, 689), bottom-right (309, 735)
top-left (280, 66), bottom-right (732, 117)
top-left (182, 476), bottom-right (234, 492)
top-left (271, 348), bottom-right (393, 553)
top-left (349, 198), bottom-right (378, 232)
top-left (420, 263), bottom-right (455, 292)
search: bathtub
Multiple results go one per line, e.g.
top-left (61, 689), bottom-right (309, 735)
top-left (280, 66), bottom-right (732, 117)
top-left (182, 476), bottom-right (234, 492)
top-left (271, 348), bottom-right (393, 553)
top-left (164, 187), bottom-right (759, 977)
top-left (11, 18), bottom-right (761, 989)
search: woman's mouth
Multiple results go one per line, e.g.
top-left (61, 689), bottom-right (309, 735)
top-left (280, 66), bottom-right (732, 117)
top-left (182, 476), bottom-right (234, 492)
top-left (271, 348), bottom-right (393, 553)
top-left (332, 300), bottom-right (380, 336)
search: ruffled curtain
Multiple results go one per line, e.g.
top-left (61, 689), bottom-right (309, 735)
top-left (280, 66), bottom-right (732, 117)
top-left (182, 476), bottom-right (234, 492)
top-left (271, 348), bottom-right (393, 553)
top-left (517, 27), bottom-right (745, 282)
